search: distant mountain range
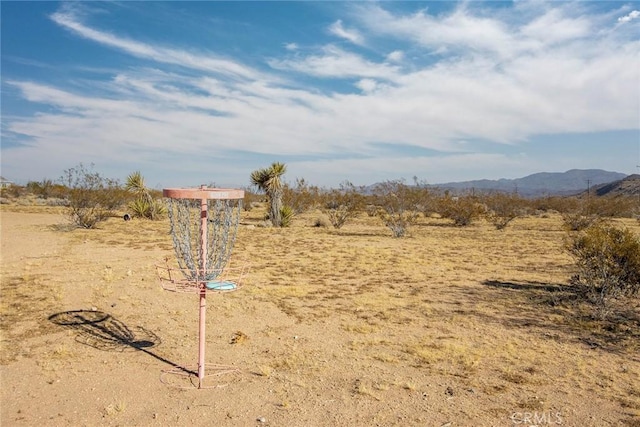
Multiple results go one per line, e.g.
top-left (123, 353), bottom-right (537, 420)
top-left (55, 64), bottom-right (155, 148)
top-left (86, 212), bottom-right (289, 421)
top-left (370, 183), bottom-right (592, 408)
top-left (592, 174), bottom-right (640, 198)
top-left (433, 169), bottom-right (629, 197)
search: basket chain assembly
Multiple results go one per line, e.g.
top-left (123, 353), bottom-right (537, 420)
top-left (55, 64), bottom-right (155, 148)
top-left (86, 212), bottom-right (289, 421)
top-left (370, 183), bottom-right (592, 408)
top-left (166, 198), bottom-right (242, 282)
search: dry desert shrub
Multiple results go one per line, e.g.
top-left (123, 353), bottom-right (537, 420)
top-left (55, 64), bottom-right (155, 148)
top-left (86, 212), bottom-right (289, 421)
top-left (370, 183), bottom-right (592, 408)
top-left (61, 163), bottom-right (125, 229)
top-left (562, 212), bottom-right (600, 231)
top-left (436, 192), bottom-right (485, 227)
top-left (558, 195), bottom-right (638, 230)
top-left (321, 182), bottom-right (363, 229)
top-left (283, 178), bottom-right (320, 215)
top-left (482, 192), bottom-right (528, 230)
top-left (371, 179), bottom-right (426, 237)
top-left (26, 179), bottom-right (67, 200)
top-left (589, 195), bottom-right (638, 218)
top-left (566, 221), bottom-right (640, 317)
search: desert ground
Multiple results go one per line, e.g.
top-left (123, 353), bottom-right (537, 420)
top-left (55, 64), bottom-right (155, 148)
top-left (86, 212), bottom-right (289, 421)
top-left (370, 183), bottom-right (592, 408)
top-left (1, 204), bottom-right (639, 427)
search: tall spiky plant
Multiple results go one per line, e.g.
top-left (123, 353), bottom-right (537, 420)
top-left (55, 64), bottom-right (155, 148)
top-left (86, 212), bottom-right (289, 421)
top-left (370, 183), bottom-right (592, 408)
top-left (250, 162), bottom-right (287, 227)
top-left (125, 171), bottom-right (165, 220)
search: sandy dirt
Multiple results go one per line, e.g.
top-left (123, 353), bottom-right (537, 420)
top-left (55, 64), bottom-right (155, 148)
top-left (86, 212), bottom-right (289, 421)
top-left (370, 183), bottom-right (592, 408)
top-left (1, 206), bottom-right (639, 427)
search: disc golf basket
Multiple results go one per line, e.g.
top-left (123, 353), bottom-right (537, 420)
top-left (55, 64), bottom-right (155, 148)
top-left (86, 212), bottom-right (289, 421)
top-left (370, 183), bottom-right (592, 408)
top-left (157, 186), bottom-right (246, 388)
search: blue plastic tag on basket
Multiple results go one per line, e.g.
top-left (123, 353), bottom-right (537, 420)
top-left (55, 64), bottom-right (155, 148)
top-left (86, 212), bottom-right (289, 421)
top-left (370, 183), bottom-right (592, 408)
top-left (206, 280), bottom-right (237, 291)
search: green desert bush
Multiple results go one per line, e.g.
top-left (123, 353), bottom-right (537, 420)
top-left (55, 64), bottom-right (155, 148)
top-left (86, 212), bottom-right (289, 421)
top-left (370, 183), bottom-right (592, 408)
top-left (567, 222), bottom-right (640, 316)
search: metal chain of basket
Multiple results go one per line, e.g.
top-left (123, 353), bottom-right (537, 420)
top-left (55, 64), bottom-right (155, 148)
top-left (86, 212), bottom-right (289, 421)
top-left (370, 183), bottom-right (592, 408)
top-left (166, 198), bottom-right (243, 282)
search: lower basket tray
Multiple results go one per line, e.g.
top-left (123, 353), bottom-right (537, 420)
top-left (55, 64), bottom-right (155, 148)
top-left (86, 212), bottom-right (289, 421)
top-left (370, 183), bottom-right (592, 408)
top-left (156, 264), bottom-right (248, 293)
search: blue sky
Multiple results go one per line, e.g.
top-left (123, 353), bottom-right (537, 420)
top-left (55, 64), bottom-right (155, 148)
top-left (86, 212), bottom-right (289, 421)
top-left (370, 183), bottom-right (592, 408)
top-left (2, 1), bottom-right (639, 189)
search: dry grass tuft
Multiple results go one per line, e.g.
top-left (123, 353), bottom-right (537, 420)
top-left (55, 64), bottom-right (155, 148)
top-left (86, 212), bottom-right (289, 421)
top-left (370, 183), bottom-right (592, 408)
top-left (230, 330), bottom-right (248, 344)
top-left (103, 400), bottom-right (127, 416)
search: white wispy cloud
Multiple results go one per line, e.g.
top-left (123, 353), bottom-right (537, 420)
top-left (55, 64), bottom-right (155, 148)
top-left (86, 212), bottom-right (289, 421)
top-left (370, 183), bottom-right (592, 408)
top-left (386, 50), bottom-right (404, 63)
top-left (618, 10), bottom-right (640, 23)
top-left (354, 4), bottom-right (518, 58)
top-left (520, 8), bottom-right (591, 45)
top-left (328, 19), bottom-right (365, 46)
top-left (50, 8), bottom-right (262, 81)
top-left (355, 78), bottom-right (379, 93)
top-left (268, 44), bottom-right (400, 80)
top-left (3, 2), bottom-right (639, 187)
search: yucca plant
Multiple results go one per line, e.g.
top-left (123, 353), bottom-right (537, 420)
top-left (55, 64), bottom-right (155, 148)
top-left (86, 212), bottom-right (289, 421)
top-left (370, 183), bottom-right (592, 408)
top-left (128, 198), bottom-right (152, 219)
top-left (280, 205), bottom-right (294, 228)
top-left (250, 162), bottom-right (288, 227)
top-left (125, 171), bottom-right (166, 220)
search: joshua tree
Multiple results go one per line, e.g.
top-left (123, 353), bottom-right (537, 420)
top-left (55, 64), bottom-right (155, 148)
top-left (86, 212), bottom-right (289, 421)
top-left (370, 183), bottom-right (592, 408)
top-left (250, 162), bottom-right (287, 227)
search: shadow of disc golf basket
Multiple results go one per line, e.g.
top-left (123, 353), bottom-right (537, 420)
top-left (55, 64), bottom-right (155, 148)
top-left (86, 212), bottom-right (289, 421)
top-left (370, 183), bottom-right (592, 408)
top-left (157, 186), bottom-right (248, 389)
